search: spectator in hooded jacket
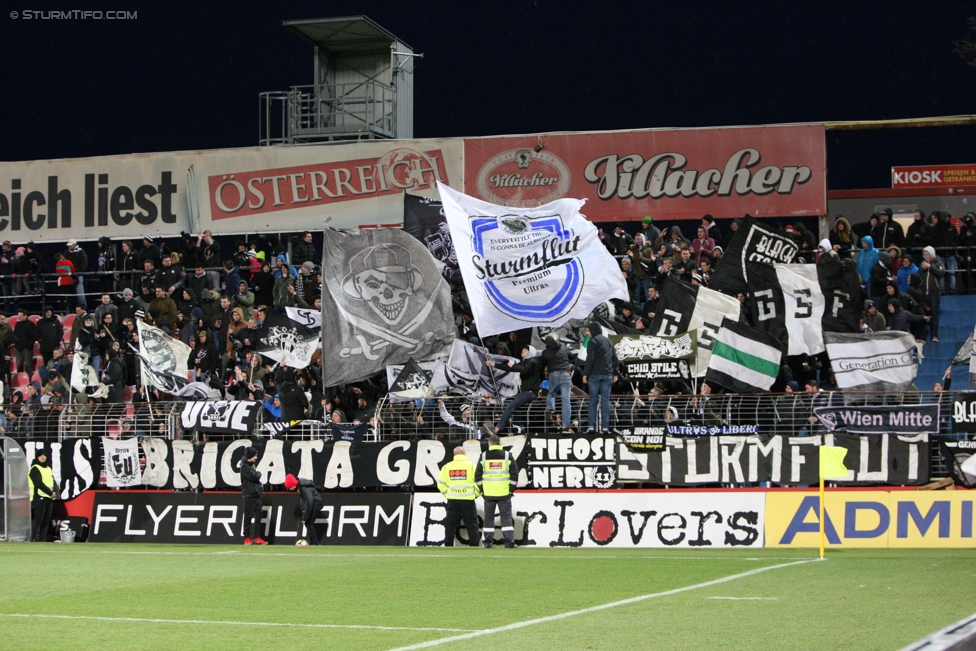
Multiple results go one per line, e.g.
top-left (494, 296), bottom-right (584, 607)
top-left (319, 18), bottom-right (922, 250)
top-left (856, 235), bottom-right (879, 285)
top-left (869, 251), bottom-right (893, 304)
top-left (905, 210), bottom-right (933, 263)
top-left (829, 217), bottom-right (858, 259)
top-left (930, 211), bottom-right (958, 294)
top-left (13, 308), bottom-right (36, 375)
top-left (36, 308), bottom-right (62, 366)
top-left (897, 256), bottom-right (919, 294)
top-left (920, 246), bottom-right (945, 341)
top-left (582, 321), bottom-right (618, 434)
top-left (487, 344), bottom-right (544, 435)
top-left (691, 226), bottom-right (715, 264)
top-left (887, 299), bottom-right (929, 334)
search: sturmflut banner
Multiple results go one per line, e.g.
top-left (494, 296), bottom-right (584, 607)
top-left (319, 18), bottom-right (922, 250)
top-left (439, 181), bottom-right (628, 337)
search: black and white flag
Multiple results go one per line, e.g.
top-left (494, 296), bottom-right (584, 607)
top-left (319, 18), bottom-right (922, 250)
top-left (611, 332), bottom-right (697, 381)
top-left (70, 343), bottom-right (100, 393)
top-left (748, 263), bottom-right (825, 357)
top-left (818, 254), bottom-right (864, 333)
top-left (649, 278), bottom-right (740, 375)
top-left (320, 227), bottom-right (455, 387)
top-left (180, 401), bottom-right (261, 436)
top-left (709, 215), bottom-right (798, 294)
top-left (403, 193), bottom-right (458, 280)
top-left (137, 320), bottom-right (191, 393)
top-left (257, 310), bottom-right (319, 369)
top-left (444, 339), bottom-right (520, 397)
top-left (824, 331), bottom-right (919, 391)
top-left (388, 358), bottom-right (435, 401)
top-left (102, 437), bottom-right (141, 488)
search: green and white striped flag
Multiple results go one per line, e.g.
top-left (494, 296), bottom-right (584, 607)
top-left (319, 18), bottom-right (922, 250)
top-left (706, 318), bottom-right (784, 392)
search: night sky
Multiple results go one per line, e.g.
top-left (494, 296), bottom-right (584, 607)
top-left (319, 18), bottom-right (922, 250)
top-left (2, 1), bottom-right (976, 189)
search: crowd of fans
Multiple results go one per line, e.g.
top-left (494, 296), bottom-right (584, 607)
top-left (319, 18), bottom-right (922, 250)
top-left (0, 210), bottom-right (966, 439)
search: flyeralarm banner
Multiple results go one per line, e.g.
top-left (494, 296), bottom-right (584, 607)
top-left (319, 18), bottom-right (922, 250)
top-left (463, 124), bottom-right (826, 221)
top-left (0, 140), bottom-right (461, 242)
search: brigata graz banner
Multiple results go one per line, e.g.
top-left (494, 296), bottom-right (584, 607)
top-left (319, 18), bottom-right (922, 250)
top-left (463, 124), bottom-right (825, 221)
top-left (815, 404), bottom-right (940, 435)
top-left (89, 491), bottom-right (411, 545)
top-left (617, 432), bottom-right (930, 486)
top-left (408, 492), bottom-right (765, 548)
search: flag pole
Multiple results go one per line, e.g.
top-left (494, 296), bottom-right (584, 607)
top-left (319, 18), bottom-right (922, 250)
top-left (819, 475), bottom-right (826, 559)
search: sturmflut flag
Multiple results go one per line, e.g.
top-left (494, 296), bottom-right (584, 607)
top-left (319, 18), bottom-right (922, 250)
top-left (137, 320), bottom-right (191, 393)
top-left (102, 437), bottom-right (141, 488)
top-left (438, 181), bottom-right (628, 337)
top-left (824, 331), bottom-right (918, 391)
top-left (706, 318), bottom-right (783, 392)
top-left (650, 278), bottom-right (740, 375)
top-left (257, 310), bottom-right (319, 370)
top-left (320, 227), bottom-right (455, 387)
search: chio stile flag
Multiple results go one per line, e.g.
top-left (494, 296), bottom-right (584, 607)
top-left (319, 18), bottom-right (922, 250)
top-left (438, 182), bottom-right (628, 337)
top-left (706, 318), bottom-right (783, 392)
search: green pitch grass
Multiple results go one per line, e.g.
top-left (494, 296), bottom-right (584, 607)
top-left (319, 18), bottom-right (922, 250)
top-left (0, 545), bottom-right (973, 651)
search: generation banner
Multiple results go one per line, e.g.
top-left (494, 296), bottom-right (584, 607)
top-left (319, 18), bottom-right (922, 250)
top-left (611, 332), bottom-right (696, 381)
top-left (408, 492), bottom-right (766, 548)
top-left (765, 490), bottom-right (976, 548)
top-left (0, 139), bottom-right (462, 242)
top-left (463, 125), bottom-right (826, 222)
top-left (89, 491), bottom-right (412, 545)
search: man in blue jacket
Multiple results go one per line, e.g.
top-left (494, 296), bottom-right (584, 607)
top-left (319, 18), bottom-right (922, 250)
top-left (582, 321), bottom-right (619, 434)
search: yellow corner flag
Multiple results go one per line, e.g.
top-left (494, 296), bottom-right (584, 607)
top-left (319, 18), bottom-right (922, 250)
top-left (819, 445), bottom-right (849, 479)
top-left (818, 445), bottom-right (849, 559)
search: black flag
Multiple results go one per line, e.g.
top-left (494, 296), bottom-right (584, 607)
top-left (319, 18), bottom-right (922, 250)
top-left (648, 277), bottom-right (698, 337)
top-left (389, 358), bottom-right (434, 400)
top-left (746, 262), bottom-right (788, 345)
top-left (257, 310), bottom-right (319, 368)
top-left (709, 215), bottom-right (798, 295)
top-left (403, 193), bottom-right (457, 280)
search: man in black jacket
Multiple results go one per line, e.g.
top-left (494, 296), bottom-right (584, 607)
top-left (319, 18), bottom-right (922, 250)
top-left (292, 231), bottom-right (318, 267)
top-left (542, 334), bottom-right (573, 430)
top-left (284, 473), bottom-right (323, 545)
top-left (240, 447), bottom-right (267, 545)
top-left (13, 308), bottom-right (37, 376)
top-left (36, 308), bottom-right (62, 366)
top-left (582, 321), bottom-right (618, 433)
top-left (487, 344), bottom-right (544, 435)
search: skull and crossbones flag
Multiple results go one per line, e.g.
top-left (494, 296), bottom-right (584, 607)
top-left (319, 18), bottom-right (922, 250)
top-left (388, 357), bottom-right (435, 401)
top-left (320, 227), bottom-right (455, 387)
top-left (257, 310), bottom-right (319, 369)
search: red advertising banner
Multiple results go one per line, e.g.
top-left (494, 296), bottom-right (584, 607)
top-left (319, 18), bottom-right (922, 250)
top-left (463, 125), bottom-right (826, 222)
top-left (891, 164), bottom-right (976, 189)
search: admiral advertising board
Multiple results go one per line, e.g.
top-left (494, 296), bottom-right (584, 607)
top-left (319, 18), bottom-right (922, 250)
top-left (464, 125), bottom-right (826, 222)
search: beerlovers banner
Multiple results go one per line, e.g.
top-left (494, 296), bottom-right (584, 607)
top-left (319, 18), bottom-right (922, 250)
top-left (463, 124), bottom-right (826, 222)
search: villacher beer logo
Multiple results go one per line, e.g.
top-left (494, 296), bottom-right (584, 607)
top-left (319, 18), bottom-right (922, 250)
top-left (475, 148), bottom-right (572, 207)
top-left (470, 212), bottom-right (584, 323)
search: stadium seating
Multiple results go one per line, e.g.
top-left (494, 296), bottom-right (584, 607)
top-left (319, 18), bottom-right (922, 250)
top-left (919, 294), bottom-right (976, 390)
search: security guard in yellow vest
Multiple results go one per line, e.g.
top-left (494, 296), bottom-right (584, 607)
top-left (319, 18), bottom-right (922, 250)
top-left (475, 434), bottom-right (519, 548)
top-left (437, 446), bottom-right (481, 547)
top-left (28, 449), bottom-right (56, 542)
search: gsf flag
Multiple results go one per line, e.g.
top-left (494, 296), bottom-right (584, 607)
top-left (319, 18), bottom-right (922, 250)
top-left (709, 215), bottom-right (798, 294)
top-left (438, 181), bottom-right (628, 337)
top-left (748, 263), bottom-right (825, 356)
top-left (320, 227), bottom-right (455, 387)
top-left (137, 320), bottom-right (191, 393)
top-left (102, 437), bottom-right (141, 488)
top-left (824, 331), bottom-right (918, 391)
top-left (649, 278), bottom-right (740, 375)
top-left (257, 310), bottom-right (319, 369)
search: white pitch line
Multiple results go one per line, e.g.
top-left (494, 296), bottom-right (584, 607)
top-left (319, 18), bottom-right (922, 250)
top-left (707, 597), bottom-right (778, 600)
top-left (383, 559), bottom-right (818, 651)
top-left (0, 613), bottom-right (477, 633)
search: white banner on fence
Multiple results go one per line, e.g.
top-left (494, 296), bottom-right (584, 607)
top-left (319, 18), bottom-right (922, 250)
top-left (407, 492), bottom-right (765, 548)
top-left (101, 437), bottom-right (142, 488)
top-left (0, 139), bottom-right (463, 242)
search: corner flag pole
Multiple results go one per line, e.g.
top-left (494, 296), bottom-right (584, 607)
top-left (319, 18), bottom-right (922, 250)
top-left (818, 445), bottom-right (849, 560)
top-left (819, 475), bottom-right (826, 559)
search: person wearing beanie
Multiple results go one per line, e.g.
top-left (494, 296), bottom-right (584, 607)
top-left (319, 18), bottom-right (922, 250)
top-left (920, 245), bottom-right (946, 341)
top-left (28, 449), bottom-right (56, 542)
top-left (869, 250), bottom-right (893, 304)
top-left (640, 215), bottom-right (661, 246)
top-left (582, 320), bottom-right (619, 434)
top-left (863, 300), bottom-right (886, 333)
top-left (284, 473), bottom-right (323, 545)
top-left (240, 447), bottom-right (267, 545)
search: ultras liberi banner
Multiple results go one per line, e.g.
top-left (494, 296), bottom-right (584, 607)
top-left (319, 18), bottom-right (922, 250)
top-left (463, 124), bottom-right (826, 221)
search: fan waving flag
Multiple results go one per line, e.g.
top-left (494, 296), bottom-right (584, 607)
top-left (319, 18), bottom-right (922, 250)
top-left (438, 181), bottom-right (628, 337)
top-left (257, 310), bottom-right (319, 369)
top-left (706, 318), bottom-right (783, 392)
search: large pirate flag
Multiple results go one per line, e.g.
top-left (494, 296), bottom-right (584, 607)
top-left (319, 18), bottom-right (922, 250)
top-left (136, 320), bottom-right (191, 393)
top-left (403, 193), bottom-right (458, 280)
top-left (257, 310), bottom-right (318, 369)
top-left (320, 228), bottom-right (455, 387)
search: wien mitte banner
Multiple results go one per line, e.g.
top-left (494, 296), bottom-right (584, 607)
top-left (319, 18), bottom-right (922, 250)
top-left (464, 124), bottom-right (826, 221)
